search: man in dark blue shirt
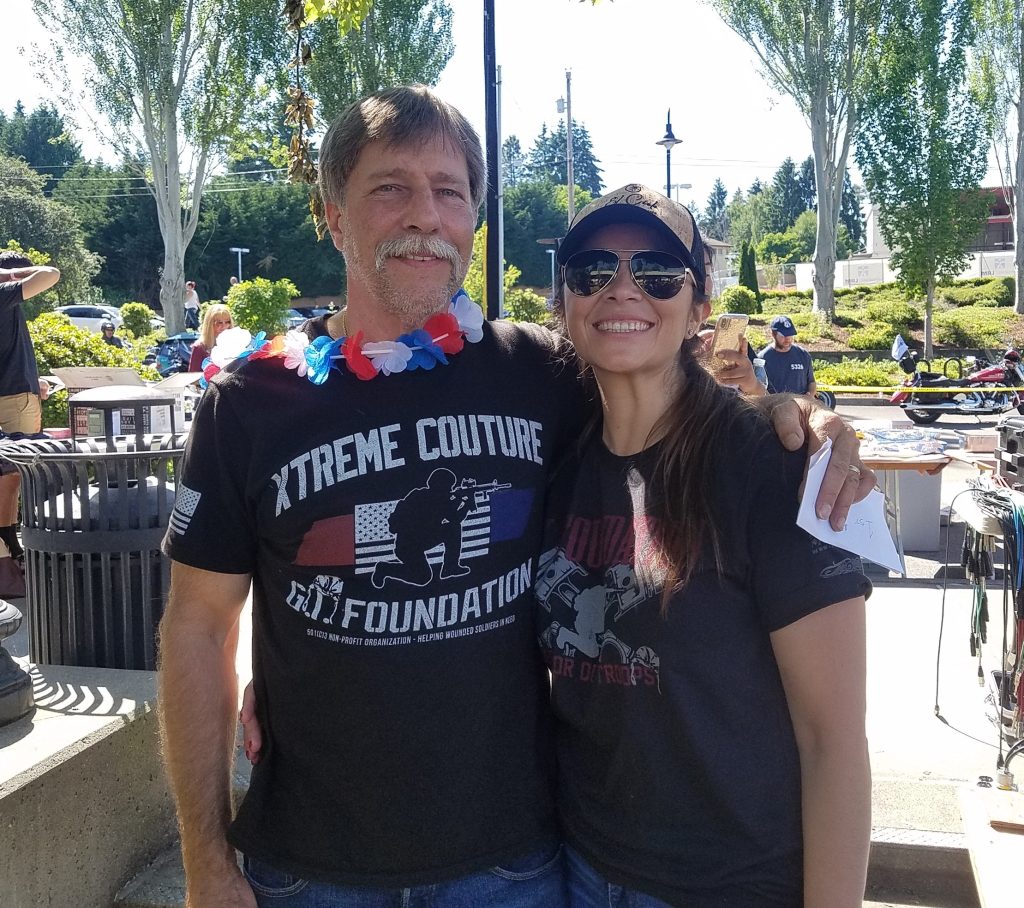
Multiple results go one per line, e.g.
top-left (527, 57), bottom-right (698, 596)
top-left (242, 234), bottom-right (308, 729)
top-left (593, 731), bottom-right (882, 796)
top-left (759, 314), bottom-right (816, 396)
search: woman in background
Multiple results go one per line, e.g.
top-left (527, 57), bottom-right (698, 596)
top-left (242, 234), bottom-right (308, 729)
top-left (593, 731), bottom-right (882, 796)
top-left (188, 303), bottom-right (233, 372)
top-left (538, 185), bottom-right (871, 907)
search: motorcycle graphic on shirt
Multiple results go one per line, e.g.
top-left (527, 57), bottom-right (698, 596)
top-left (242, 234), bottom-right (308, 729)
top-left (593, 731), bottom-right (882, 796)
top-left (537, 546), bottom-right (662, 690)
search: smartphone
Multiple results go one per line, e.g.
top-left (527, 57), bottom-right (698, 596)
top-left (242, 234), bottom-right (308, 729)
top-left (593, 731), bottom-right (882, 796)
top-left (708, 313), bottom-right (749, 372)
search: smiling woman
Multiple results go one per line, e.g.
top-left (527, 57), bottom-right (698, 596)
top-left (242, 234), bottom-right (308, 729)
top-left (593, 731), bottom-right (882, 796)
top-left (541, 184), bottom-right (872, 907)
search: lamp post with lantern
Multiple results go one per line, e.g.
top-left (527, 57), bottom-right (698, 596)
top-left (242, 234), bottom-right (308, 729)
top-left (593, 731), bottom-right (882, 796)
top-left (656, 111), bottom-right (681, 200)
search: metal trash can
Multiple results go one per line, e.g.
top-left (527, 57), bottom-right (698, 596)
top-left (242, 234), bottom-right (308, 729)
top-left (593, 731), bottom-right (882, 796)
top-left (0, 433), bottom-right (186, 670)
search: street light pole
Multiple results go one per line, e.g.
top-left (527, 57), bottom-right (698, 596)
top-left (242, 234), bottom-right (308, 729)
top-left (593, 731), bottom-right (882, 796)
top-left (229, 246), bottom-right (249, 282)
top-left (547, 249), bottom-right (557, 302)
top-left (656, 110), bottom-right (681, 199)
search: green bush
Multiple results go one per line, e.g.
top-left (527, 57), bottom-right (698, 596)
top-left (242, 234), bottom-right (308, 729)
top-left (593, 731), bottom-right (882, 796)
top-left (119, 301), bottom-right (155, 338)
top-left (761, 288), bottom-right (812, 302)
top-left (759, 295), bottom-right (813, 316)
top-left (834, 308), bottom-right (864, 329)
top-left (28, 312), bottom-right (157, 427)
top-left (504, 287), bottom-right (549, 325)
top-left (936, 279), bottom-right (1012, 308)
top-left (847, 324), bottom-right (896, 350)
top-left (934, 306), bottom-right (1016, 347)
top-left (788, 311), bottom-right (831, 342)
top-left (226, 277), bottom-right (299, 336)
top-left (864, 299), bottom-right (919, 332)
top-left (719, 285), bottom-right (760, 314)
top-left (812, 356), bottom-right (902, 387)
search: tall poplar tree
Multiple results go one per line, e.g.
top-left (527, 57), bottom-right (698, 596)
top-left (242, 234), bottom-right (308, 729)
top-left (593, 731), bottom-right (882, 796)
top-left (973, 0), bottom-right (1024, 313)
top-left (304, 0), bottom-right (454, 123)
top-left (37, 0), bottom-right (285, 332)
top-left (855, 0), bottom-right (989, 357)
top-left (710, 0), bottom-right (884, 319)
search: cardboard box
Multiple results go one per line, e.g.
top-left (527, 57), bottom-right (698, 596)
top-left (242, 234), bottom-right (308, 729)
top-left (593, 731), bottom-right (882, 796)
top-left (962, 431), bottom-right (998, 453)
top-left (53, 368), bottom-right (196, 437)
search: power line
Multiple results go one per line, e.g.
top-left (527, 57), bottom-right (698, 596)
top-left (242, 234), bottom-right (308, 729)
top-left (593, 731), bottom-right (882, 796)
top-left (66, 182), bottom-right (305, 201)
top-left (49, 165), bottom-right (288, 183)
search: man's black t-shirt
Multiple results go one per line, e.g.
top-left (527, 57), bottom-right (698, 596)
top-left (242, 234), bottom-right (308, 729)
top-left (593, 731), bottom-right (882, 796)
top-left (0, 281), bottom-right (40, 398)
top-left (163, 319), bottom-right (588, 887)
top-left (537, 408), bottom-right (870, 906)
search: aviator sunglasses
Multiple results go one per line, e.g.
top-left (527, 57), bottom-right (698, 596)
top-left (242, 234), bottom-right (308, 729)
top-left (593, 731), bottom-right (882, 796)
top-left (562, 249), bottom-right (693, 300)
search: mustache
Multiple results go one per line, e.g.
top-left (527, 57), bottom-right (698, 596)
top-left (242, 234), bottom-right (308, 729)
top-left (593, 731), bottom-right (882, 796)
top-left (375, 235), bottom-right (463, 271)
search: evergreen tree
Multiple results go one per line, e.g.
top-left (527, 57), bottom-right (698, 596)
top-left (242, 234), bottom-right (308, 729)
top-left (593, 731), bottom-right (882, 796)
top-left (502, 180), bottom-right (594, 286)
top-left (0, 101), bottom-right (83, 192)
top-left (502, 136), bottom-right (527, 188)
top-left (53, 160), bottom-right (165, 305)
top-left (766, 157), bottom-right (806, 232)
top-left (839, 172), bottom-right (865, 251)
top-left (738, 241), bottom-right (762, 310)
top-left (748, 178), bottom-right (765, 196)
top-left (699, 178), bottom-right (729, 240)
top-left (798, 156), bottom-right (817, 211)
top-left (526, 120), bottom-right (604, 195)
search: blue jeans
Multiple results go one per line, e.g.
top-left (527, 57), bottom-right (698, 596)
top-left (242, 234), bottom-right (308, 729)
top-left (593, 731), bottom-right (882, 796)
top-left (565, 846), bottom-right (672, 908)
top-left (243, 841), bottom-right (567, 907)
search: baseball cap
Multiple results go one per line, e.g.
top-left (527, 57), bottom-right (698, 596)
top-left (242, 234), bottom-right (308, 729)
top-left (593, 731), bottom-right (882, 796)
top-left (770, 315), bottom-right (797, 337)
top-left (556, 184), bottom-right (706, 286)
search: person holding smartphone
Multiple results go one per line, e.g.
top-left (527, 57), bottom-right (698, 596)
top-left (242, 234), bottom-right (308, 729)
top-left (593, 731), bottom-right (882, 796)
top-left (540, 185), bottom-right (870, 907)
top-left (695, 246), bottom-right (766, 396)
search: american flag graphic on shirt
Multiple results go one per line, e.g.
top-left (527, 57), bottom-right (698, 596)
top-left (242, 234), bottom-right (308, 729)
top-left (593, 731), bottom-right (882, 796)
top-left (294, 487), bottom-right (534, 569)
top-left (169, 484), bottom-right (202, 536)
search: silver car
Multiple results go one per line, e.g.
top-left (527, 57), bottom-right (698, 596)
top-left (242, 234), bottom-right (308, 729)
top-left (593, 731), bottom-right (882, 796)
top-left (54, 304), bottom-right (124, 333)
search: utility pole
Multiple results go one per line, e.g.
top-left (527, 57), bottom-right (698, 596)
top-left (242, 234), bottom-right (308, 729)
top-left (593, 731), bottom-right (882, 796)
top-left (483, 0), bottom-right (500, 320)
top-left (565, 70), bottom-right (575, 224)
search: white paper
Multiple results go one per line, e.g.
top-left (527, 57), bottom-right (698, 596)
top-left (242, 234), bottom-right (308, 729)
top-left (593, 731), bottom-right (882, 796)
top-left (797, 438), bottom-right (905, 574)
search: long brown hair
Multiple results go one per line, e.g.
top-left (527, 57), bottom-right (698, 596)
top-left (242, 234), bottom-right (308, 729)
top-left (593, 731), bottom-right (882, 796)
top-left (553, 276), bottom-right (757, 611)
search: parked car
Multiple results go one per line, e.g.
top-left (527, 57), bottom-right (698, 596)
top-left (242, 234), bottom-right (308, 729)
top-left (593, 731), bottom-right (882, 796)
top-left (287, 306), bottom-right (334, 329)
top-left (54, 304), bottom-right (124, 333)
top-left (144, 332), bottom-right (198, 377)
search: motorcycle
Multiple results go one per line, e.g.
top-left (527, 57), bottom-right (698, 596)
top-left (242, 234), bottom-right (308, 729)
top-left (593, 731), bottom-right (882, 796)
top-left (889, 334), bottom-right (1024, 425)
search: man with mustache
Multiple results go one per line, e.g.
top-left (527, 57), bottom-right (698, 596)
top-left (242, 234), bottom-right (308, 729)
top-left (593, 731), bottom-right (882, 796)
top-left (157, 85), bottom-right (872, 908)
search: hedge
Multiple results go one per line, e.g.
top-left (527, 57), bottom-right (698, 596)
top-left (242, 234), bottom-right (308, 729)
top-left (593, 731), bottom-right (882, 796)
top-left (27, 312), bottom-right (157, 427)
top-left (813, 356), bottom-right (903, 387)
top-left (933, 306), bottom-right (1016, 347)
top-left (847, 324), bottom-right (897, 350)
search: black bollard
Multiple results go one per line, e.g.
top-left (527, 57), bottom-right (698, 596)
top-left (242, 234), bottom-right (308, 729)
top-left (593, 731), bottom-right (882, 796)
top-left (0, 598), bottom-right (34, 726)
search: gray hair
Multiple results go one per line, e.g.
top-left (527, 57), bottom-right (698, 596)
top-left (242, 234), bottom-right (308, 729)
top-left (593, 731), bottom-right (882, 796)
top-left (318, 84), bottom-right (486, 212)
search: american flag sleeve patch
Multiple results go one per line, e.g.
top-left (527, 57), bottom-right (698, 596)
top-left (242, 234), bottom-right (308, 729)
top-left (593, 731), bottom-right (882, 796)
top-left (169, 484), bottom-right (202, 536)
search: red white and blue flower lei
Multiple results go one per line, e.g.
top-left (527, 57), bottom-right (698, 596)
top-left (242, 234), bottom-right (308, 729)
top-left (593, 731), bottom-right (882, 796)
top-left (201, 289), bottom-right (484, 386)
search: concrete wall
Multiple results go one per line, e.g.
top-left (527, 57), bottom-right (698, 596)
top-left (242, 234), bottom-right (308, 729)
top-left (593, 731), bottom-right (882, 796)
top-left (0, 664), bottom-right (177, 908)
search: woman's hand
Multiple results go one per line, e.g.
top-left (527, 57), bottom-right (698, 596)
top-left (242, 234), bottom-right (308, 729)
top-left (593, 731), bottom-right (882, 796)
top-left (239, 681), bottom-right (263, 765)
top-left (696, 332), bottom-right (766, 397)
top-left (755, 393), bottom-right (874, 531)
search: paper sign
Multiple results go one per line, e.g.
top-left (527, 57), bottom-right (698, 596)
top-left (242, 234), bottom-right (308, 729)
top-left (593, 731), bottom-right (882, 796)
top-left (797, 438), bottom-right (905, 574)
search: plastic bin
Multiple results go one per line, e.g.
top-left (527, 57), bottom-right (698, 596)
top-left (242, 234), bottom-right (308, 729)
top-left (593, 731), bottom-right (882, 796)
top-left (0, 433), bottom-right (186, 670)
